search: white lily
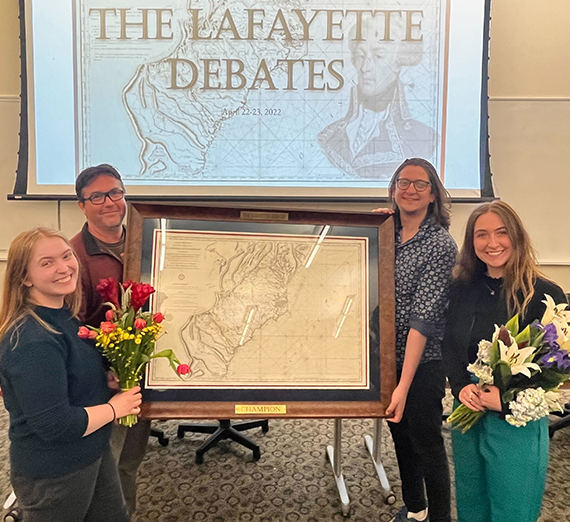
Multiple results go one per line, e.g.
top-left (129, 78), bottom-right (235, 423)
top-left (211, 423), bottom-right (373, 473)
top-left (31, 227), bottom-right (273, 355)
top-left (541, 294), bottom-right (570, 328)
top-left (544, 390), bottom-right (564, 414)
top-left (498, 339), bottom-right (540, 378)
top-left (491, 325), bottom-right (501, 343)
top-left (551, 317), bottom-right (570, 346)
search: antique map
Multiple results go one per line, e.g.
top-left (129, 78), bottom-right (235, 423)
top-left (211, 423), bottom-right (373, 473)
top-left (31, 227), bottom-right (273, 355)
top-left (147, 229), bottom-right (369, 388)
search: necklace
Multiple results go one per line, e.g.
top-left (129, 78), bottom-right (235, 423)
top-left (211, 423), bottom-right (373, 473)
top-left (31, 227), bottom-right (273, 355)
top-left (482, 277), bottom-right (502, 296)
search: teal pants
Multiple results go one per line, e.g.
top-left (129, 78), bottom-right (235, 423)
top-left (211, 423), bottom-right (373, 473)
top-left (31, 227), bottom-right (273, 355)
top-left (451, 402), bottom-right (548, 522)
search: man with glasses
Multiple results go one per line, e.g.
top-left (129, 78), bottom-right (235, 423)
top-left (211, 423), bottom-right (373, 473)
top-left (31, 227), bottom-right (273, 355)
top-left (71, 164), bottom-right (148, 516)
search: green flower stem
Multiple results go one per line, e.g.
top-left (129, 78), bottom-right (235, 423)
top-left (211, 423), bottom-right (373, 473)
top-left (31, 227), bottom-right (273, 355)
top-left (119, 414), bottom-right (138, 427)
top-left (118, 384), bottom-right (139, 427)
top-left (447, 404), bottom-right (486, 433)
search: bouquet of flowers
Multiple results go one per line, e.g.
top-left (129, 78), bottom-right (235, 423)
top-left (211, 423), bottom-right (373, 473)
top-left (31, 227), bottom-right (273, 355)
top-left (448, 294), bottom-right (570, 433)
top-left (78, 278), bottom-right (189, 426)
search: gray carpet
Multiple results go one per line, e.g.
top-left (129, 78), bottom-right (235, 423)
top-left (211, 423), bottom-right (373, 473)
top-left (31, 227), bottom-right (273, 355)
top-left (0, 398), bottom-right (569, 521)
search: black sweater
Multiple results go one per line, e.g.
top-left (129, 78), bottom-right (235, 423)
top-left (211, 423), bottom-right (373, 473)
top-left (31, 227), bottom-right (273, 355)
top-left (443, 275), bottom-right (567, 400)
top-left (0, 306), bottom-right (111, 478)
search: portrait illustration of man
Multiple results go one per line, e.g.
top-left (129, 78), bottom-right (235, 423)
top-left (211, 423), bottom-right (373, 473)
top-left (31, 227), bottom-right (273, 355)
top-left (318, 14), bottom-right (439, 180)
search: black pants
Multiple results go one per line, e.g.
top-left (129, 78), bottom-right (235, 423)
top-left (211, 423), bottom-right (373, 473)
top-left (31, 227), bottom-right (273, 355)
top-left (11, 446), bottom-right (129, 522)
top-left (388, 360), bottom-right (451, 522)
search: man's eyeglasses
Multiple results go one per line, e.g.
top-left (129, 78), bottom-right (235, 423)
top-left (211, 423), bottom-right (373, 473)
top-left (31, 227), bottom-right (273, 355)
top-left (82, 188), bottom-right (125, 205)
top-left (395, 179), bottom-right (431, 192)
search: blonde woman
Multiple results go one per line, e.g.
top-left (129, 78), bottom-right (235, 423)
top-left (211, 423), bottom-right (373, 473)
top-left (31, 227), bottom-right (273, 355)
top-left (0, 228), bottom-right (141, 522)
top-left (443, 201), bottom-right (566, 522)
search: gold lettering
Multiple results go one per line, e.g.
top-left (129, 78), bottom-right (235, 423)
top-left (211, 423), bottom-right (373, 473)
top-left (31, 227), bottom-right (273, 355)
top-left (202, 59), bottom-right (221, 89)
top-left (327, 59), bottom-right (344, 91)
top-left (276, 59), bottom-right (302, 90)
top-left (235, 405), bottom-right (287, 414)
top-left (118, 8), bottom-right (149, 40)
top-left (405, 10), bottom-right (423, 41)
top-left (189, 9), bottom-right (212, 40)
top-left (267, 9), bottom-right (293, 42)
top-left (324, 10), bottom-right (344, 41)
top-left (344, 10), bottom-right (374, 41)
top-left (89, 8), bottom-right (116, 40)
top-left (373, 10), bottom-right (402, 42)
top-left (249, 59), bottom-right (277, 90)
top-left (167, 58), bottom-right (198, 90)
top-left (214, 9), bottom-right (243, 40)
top-left (155, 9), bottom-right (173, 40)
top-left (292, 9), bottom-right (322, 41)
top-left (246, 9), bottom-right (265, 40)
top-left (226, 59), bottom-right (247, 89)
top-left (307, 59), bottom-right (326, 91)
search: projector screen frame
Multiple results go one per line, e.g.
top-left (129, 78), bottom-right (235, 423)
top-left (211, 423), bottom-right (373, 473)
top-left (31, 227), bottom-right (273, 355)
top-left (13, 0), bottom-right (494, 202)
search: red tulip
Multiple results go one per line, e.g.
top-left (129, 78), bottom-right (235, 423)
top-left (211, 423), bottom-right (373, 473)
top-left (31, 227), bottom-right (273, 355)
top-left (153, 312), bottom-right (165, 324)
top-left (177, 364), bottom-right (191, 376)
top-left (88, 330), bottom-right (98, 339)
top-left (130, 282), bottom-right (156, 312)
top-left (100, 321), bottom-right (117, 334)
top-left (105, 309), bottom-right (115, 322)
top-left (78, 326), bottom-right (90, 339)
top-left (134, 318), bottom-right (147, 330)
top-left (96, 278), bottom-right (120, 308)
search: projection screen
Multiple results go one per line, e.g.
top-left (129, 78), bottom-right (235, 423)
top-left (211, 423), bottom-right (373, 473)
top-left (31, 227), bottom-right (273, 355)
top-left (15, 0), bottom-right (492, 200)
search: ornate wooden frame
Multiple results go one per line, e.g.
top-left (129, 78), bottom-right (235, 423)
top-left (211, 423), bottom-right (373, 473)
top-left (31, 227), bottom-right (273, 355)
top-left (125, 202), bottom-right (395, 419)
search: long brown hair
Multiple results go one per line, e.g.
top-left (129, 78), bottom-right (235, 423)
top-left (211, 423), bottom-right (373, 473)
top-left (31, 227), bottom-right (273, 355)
top-left (388, 157), bottom-right (451, 230)
top-left (0, 228), bottom-right (82, 343)
top-left (454, 201), bottom-right (542, 316)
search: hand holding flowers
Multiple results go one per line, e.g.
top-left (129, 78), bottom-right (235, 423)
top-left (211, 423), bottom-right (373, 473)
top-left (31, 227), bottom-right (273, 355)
top-left (448, 294), bottom-right (570, 433)
top-left (78, 278), bottom-right (190, 426)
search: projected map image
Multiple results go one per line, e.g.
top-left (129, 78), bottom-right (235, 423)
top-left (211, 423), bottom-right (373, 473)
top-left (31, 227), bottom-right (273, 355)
top-left (77, 0), bottom-right (447, 185)
top-left (147, 229), bottom-right (369, 389)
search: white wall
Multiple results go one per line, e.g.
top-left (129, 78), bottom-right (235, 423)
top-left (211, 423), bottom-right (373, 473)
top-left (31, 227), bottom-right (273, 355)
top-left (0, 1), bottom-right (569, 288)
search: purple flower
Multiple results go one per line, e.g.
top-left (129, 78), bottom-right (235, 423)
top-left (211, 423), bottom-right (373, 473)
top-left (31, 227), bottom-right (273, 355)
top-left (559, 353), bottom-right (570, 371)
top-left (541, 349), bottom-right (570, 369)
top-left (540, 323), bottom-right (560, 350)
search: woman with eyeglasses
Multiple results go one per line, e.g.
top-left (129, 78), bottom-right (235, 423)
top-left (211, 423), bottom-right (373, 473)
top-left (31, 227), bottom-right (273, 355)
top-left (373, 158), bottom-right (456, 522)
top-left (0, 228), bottom-right (142, 522)
top-left (443, 201), bottom-right (565, 522)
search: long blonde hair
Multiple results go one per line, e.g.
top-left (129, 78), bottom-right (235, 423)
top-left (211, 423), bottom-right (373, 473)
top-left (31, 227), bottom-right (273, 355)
top-left (0, 228), bottom-right (82, 342)
top-left (454, 201), bottom-right (543, 316)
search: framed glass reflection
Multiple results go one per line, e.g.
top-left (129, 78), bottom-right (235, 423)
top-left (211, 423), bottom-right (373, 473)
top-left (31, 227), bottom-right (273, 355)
top-left (124, 203), bottom-right (395, 419)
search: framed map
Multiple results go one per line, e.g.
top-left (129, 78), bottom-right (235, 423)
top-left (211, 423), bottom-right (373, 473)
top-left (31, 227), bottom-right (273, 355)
top-left (125, 203), bottom-right (395, 418)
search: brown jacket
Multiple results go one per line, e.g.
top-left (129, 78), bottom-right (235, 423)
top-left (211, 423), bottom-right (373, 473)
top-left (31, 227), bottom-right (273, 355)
top-left (70, 224), bottom-right (123, 327)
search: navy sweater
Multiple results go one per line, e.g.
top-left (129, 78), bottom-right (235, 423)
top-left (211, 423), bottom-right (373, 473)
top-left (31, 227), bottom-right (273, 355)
top-left (0, 306), bottom-right (111, 478)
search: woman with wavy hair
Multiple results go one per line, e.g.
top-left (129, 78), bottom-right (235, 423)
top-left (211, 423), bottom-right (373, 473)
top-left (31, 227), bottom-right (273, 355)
top-left (443, 201), bottom-right (566, 522)
top-left (0, 228), bottom-right (141, 522)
